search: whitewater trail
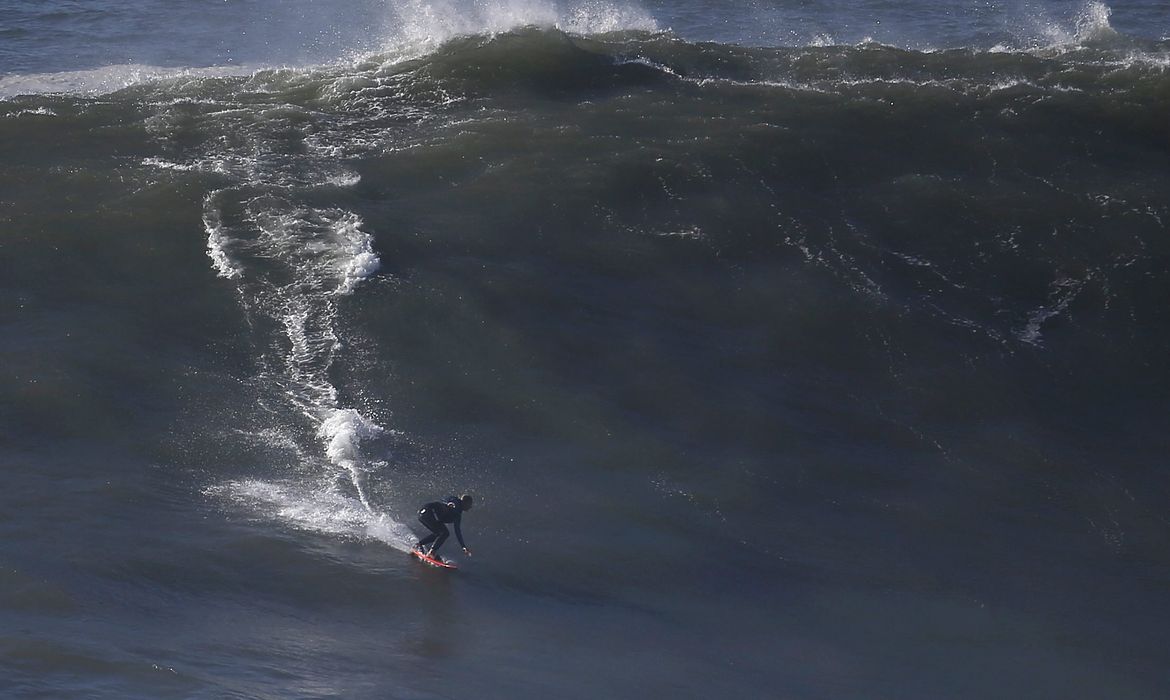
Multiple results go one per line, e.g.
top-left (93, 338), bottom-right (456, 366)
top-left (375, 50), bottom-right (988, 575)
top-left (140, 0), bottom-right (662, 552)
top-left (198, 185), bottom-right (418, 548)
top-left (170, 88), bottom-right (422, 545)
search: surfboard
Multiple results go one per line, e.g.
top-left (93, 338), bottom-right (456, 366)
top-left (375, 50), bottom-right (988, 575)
top-left (411, 549), bottom-right (458, 569)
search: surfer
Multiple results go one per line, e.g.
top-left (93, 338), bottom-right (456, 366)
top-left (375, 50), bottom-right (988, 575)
top-left (414, 494), bottom-right (473, 560)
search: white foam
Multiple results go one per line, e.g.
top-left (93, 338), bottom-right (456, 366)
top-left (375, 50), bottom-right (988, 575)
top-left (142, 156), bottom-right (201, 171)
top-left (653, 226), bottom-right (705, 240)
top-left (616, 56), bottom-right (681, 77)
top-left (331, 214), bottom-right (382, 295)
top-left (234, 205), bottom-right (381, 296)
top-left (318, 408), bottom-right (384, 511)
top-left (1018, 277), bottom-right (1086, 346)
top-left (213, 479), bottom-right (417, 551)
top-left (202, 192), bottom-right (245, 279)
top-left (5, 107), bottom-right (57, 118)
top-left (318, 408), bottom-right (384, 471)
top-left (323, 171), bottom-right (362, 188)
top-left (0, 63), bottom-right (255, 99)
top-left (282, 306), bottom-right (326, 370)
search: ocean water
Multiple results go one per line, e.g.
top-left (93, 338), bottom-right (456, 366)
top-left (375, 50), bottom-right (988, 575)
top-left (2, 1), bottom-right (1169, 697)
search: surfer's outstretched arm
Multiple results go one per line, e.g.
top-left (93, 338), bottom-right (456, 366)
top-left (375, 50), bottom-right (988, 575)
top-left (454, 517), bottom-right (467, 551)
top-left (452, 513), bottom-right (471, 555)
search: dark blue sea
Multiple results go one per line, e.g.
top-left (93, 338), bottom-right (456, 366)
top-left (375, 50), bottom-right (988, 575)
top-left (2, 1), bottom-right (1169, 697)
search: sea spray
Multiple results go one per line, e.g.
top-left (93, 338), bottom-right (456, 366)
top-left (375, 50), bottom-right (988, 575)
top-left (1074, 1), bottom-right (1120, 43)
top-left (385, 0), bottom-right (657, 54)
top-left (317, 408), bottom-right (384, 512)
top-left (216, 479), bottom-right (418, 548)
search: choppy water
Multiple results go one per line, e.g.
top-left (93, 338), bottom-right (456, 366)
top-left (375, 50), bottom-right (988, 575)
top-left (2, 1), bottom-right (1169, 698)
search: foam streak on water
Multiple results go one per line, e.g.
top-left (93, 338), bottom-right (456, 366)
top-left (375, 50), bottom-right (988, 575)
top-left (206, 193), bottom-right (394, 536)
top-left (174, 88), bottom-right (405, 544)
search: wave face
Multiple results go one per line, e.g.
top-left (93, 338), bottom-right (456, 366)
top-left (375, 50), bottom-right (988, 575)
top-left (3, 3), bottom-right (1170, 699)
top-left (105, 24), bottom-right (1167, 547)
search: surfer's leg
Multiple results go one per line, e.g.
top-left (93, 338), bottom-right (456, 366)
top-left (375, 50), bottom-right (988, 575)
top-left (417, 508), bottom-right (443, 549)
top-left (428, 525), bottom-right (450, 556)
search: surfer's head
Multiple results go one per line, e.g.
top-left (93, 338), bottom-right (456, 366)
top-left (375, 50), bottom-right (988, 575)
top-left (459, 494), bottom-right (474, 511)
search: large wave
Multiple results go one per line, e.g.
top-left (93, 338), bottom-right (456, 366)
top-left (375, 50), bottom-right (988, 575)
top-left (169, 5), bottom-right (653, 550)
top-left (8, 0), bottom-right (1166, 557)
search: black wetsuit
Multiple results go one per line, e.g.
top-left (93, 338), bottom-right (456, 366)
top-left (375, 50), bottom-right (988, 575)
top-left (417, 497), bottom-right (466, 556)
